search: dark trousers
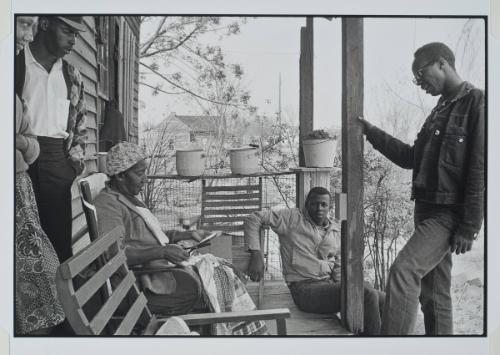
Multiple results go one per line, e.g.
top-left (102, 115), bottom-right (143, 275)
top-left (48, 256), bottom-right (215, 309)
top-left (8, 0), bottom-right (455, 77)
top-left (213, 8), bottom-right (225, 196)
top-left (289, 279), bottom-right (385, 335)
top-left (28, 137), bottom-right (76, 263)
top-left (144, 268), bottom-right (205, 316)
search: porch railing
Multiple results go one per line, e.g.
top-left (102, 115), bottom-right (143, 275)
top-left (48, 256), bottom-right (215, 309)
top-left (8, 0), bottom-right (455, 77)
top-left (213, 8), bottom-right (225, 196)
top-left (146, 171), bottom-right (297, 280)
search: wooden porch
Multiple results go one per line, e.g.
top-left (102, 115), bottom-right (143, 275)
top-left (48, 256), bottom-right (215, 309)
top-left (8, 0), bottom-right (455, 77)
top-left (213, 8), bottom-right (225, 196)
top-left (70, 17), bottom-right (366, 336)
top-left (72, 171), bottom-right (352, 336)
top-left (247, 281), bottom-right (349, 335)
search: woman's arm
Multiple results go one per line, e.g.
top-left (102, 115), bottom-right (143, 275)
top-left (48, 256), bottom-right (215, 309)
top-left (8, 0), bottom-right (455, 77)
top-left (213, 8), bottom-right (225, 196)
top-left (95, 194), bottom-right (190, 266)
top-left (166, 230), bottom-right (205, 243)
top-left (16, 97), bottom-right (39, 164)
top-left (125, 244), bottom-right (189, 266)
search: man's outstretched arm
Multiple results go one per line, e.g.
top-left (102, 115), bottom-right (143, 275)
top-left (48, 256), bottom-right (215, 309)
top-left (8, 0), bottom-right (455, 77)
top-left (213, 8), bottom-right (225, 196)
top-left (358, 116), bottom-right (415, 169)
top-left (244, 209), bottom-right (292, 281)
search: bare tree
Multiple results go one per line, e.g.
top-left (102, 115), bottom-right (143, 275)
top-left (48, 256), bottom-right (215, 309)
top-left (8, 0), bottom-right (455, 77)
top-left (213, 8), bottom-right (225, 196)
top-left (140, 119), bottom-right (177, 210)
top-left (139, 16), bottom-right (256, 176)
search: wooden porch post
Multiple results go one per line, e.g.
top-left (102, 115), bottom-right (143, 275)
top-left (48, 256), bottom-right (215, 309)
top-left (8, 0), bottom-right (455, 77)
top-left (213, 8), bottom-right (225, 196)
top-left (298, 17), bottom-right (314, 167)
top-left (340, 17), bottom-right (365, 334)
top-left (292, 167), bottom-right (334, 210)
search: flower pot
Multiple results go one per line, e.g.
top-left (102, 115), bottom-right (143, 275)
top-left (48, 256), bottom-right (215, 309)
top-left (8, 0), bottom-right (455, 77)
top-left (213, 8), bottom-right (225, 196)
top-left (229, 147), bottom-right (260, 174)
top-left (303, 139), bottom-right (337, 167)
top-left (176, 149), bottom-right (206, 176)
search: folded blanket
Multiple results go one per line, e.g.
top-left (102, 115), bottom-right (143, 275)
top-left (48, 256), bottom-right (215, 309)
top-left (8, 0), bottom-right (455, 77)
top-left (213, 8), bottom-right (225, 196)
top-left (184, 254), bottom-right (268, 335)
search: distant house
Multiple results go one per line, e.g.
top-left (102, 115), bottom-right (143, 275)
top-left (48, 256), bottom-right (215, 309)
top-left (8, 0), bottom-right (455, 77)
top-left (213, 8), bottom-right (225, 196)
top-left (141, 113), bottom-right (221, 174)
top-left (142, 113), bottom-right (219, 152)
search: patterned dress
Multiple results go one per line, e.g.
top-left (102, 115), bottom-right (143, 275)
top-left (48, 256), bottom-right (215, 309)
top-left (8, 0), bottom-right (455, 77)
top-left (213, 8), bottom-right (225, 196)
top-left (15, 95), bottom-right (65, 334)
top-left (15, 173), bottom-right (65, 334)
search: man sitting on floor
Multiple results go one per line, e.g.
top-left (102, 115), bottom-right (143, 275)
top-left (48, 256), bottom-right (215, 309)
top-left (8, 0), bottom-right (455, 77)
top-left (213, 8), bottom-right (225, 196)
top-left (244, 186), bottom-right (385, 335)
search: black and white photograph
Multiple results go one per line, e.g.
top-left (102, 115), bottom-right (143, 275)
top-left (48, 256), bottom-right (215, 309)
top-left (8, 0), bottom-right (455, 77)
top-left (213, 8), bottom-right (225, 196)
top-left (2, 0), bottom-right (497, 354)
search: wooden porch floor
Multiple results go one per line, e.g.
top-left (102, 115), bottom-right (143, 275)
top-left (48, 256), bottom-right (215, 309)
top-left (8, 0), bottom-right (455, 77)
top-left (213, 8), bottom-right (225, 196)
top-left (247, 280), bottom-right (350, 336)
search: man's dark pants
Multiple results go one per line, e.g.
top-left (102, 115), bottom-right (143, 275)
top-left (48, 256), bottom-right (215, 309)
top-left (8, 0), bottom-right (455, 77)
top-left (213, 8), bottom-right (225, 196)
top-left (289, 279), bottom-right (385, 335)
top-left (28, 137), bottom-right (77, 263)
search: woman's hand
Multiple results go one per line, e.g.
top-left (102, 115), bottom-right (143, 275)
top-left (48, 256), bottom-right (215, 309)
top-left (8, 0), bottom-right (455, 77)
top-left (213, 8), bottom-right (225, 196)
top-left (16, 134), bottom-right (28, 151)
top-left (172, 229), bottom-right (208, 243)
top-left (160, 244), bottom-right (190, 264)
top-left (186, 230), bottom-right (207, 242)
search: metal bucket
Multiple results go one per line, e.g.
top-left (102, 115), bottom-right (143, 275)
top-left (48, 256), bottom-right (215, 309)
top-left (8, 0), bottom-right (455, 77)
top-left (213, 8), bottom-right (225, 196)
top-left (176, 149), bottom-right (206, 176)
top-left (229, 147), bottom-right (259, 174)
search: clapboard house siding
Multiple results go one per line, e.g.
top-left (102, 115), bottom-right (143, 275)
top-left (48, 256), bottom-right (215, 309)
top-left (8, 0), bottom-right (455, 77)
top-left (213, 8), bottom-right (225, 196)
top-left (65, 16), bottom-right (99, 174)
top-left (67, 16), bottom-right (141, 248)
top-left (63, 15), bottom-right (140, 172)
top-left (125, 16), bottom-right (140, 37)
top-left (119, 17), bottom-right (140, 144)
top-left (131, 38), bottom-right (140, 143)
top-left (80, 16), bottom-right (98, 51)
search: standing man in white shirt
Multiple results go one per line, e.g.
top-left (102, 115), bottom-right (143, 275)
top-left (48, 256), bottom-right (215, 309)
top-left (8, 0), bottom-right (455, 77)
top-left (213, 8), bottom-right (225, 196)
top-left (15, 16), bottom-right (87, 262)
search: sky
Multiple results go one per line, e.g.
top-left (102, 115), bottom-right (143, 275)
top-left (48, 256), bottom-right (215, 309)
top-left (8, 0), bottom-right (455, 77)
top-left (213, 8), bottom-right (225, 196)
top-left (139, 16), bottom-right (485, 134)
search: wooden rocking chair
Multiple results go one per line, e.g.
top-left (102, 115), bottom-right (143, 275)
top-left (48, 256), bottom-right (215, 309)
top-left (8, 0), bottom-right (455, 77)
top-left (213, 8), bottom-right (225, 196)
top-left (55, 226), bottom-right (291, 335)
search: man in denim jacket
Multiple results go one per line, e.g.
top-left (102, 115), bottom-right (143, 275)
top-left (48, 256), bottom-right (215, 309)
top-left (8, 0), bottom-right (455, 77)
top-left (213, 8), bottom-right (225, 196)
top-left (359, 42), bottom-right (485, 335)
top-left (245, 187), bottom-right (385, 335)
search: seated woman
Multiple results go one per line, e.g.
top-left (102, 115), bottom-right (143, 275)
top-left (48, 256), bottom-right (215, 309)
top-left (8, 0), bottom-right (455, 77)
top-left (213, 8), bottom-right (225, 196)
top-left (94, 142), bottom-right (266, 335)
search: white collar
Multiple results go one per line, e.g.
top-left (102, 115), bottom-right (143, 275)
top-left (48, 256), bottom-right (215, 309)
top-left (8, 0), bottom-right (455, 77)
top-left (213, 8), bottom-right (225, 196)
top-left (25, 44), bottom-right (63, 72)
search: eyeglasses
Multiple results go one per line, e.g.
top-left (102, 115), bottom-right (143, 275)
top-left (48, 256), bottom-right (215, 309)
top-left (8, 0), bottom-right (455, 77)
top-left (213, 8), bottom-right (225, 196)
top-left (412, 60), bottom-right (435, 85)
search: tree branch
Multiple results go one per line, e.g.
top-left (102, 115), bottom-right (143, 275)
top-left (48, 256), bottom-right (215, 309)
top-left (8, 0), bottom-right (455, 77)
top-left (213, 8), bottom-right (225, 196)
top-left (139, 81), bottom-right (184, 95)
top-left (141, 22), bottom-right (205, 59)
top-left (381, 79), bottom-right (426, 112)
top-left (140, 17), bottom-right (168, 56)
top-left (140, 61), bottom-right (246, 109)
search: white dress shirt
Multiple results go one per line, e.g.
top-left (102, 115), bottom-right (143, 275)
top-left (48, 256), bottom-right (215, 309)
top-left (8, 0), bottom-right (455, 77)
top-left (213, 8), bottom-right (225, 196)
top-left (22, 44), bottom-right (69, 139)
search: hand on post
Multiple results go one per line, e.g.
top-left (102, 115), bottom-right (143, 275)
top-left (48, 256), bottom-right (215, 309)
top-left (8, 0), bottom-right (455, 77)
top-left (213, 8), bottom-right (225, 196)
top-left (357, 116), bottom-right (373, 134)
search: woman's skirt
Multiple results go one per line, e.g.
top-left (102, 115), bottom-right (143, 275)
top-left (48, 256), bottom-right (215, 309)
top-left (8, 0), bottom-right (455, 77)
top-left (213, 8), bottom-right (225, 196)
top-left (15, 172), bottom-right (65, 334)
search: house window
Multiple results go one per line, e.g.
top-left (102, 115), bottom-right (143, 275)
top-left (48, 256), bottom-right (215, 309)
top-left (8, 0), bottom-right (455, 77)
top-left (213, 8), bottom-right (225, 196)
top-left (190, 132), bottom-right (196, 143)
top-left (168, 139), bottom-right (174, 150)
top-left (96, 16), bottom-right (110, 100)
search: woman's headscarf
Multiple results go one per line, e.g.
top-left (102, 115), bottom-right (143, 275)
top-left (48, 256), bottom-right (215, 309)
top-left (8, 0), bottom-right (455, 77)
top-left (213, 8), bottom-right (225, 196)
top-left (106, 142), bottom-right (147, 176)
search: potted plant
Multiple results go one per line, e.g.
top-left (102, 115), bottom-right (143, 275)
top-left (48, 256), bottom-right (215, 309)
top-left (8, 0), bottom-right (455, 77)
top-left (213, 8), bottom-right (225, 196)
top-left (302, 129), bottom-right (338, 167)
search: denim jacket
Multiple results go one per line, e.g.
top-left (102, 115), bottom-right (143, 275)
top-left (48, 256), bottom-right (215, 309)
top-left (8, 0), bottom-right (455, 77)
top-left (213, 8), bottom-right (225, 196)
top-left (365, 82), bottom-right (485, 237)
